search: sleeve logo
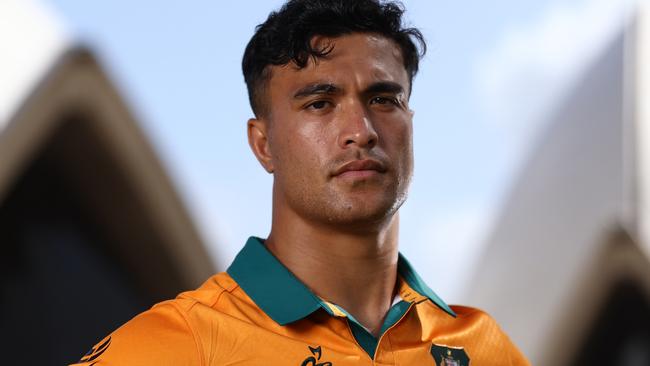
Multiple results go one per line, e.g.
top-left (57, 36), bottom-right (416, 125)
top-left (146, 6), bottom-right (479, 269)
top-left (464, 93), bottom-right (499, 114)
top-left (431, 344), bottom-right (470, 366)
top-left (76, 336), bottom-right (112, 365)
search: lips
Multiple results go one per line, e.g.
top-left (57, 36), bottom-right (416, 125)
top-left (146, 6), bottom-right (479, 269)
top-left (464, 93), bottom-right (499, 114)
top-left (332, 159), bottom-right (387, 177)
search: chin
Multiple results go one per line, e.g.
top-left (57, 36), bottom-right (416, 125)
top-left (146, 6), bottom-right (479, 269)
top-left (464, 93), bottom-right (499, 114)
top-left (323, 196), bottom-right (404, 230)
top-left (286, 182), bottom-right (409, 231)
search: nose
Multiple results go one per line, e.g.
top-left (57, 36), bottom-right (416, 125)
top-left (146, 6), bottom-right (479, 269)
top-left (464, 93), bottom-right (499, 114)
top-left (337, 102), bottom-right (378, 149)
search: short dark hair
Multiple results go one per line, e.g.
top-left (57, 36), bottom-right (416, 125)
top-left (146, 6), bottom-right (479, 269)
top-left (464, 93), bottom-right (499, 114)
top-left (242, 0), bottom-right (426, 117)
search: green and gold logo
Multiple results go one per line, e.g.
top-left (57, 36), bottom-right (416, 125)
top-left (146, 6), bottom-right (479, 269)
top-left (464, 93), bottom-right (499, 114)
top-left (430, 344), bottom-right (470, 366)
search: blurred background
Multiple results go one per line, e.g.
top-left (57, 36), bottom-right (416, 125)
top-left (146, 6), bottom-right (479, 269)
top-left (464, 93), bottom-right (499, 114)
top-left (1, 0), bottom-right (649, 364)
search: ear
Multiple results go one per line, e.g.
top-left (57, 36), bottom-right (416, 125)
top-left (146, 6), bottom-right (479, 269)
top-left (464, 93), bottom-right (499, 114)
top-left (247, 118), bottom-right (274, 173)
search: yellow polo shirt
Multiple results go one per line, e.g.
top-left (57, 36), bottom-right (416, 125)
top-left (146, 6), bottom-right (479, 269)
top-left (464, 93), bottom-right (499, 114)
top-left (71, 237), bottom-right (530, 365)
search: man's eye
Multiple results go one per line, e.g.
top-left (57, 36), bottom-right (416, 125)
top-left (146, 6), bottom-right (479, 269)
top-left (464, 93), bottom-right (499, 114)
top-left (308, 100), bottom-right (329, 110)
top-left (370, 96), bottom-right (398, 105)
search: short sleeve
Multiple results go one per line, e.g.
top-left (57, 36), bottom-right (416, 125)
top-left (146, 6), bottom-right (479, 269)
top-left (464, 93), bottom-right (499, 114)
top-left (70, 302), bottom-right (203, 366)
top-left (449, 305), bottom-right (532, 366)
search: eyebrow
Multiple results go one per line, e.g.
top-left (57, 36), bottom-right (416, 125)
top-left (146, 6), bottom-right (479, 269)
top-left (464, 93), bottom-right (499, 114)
top-left (292, 81), bottom-right (406, 99)
top-left (293, 83), bottom-right (341, 99)
top-left (363, 81), bottom-right (404, 96)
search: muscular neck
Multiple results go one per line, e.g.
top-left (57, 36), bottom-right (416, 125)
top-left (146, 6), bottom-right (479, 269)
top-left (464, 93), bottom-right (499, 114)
top-left (265, 201), bottom-right (399, 337)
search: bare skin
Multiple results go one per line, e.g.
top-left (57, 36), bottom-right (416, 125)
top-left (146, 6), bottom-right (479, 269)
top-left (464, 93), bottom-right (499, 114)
top-left (247, 33), bottom-right (413, 336)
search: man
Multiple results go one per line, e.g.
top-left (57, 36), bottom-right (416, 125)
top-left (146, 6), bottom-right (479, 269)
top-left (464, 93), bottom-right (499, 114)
top-left (73, 1), bottom-right (530, 365)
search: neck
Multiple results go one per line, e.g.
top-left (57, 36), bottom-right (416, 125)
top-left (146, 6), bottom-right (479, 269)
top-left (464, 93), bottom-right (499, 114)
top-left (265, 205), bottom-right (399, 337)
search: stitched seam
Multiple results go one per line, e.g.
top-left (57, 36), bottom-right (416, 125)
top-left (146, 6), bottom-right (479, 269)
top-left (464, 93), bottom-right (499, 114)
top-left (168, 301), bottom-right (206, 366)
top-left (384, 331), bottom-right (397, 365)
top-left (208, 287), bottom-right (229, 308)
top-left (225, 279), bottom-right (239, 292)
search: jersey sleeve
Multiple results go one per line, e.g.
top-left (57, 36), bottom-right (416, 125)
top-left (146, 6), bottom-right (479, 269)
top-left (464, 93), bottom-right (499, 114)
top-left (70, 301), bottom-right (203, 366)
top-left (450, 305), bottom-right (531, 366)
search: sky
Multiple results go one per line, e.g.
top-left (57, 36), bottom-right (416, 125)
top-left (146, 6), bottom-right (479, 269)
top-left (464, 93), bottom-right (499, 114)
top-left (3, 0), bottom-right (634, 302)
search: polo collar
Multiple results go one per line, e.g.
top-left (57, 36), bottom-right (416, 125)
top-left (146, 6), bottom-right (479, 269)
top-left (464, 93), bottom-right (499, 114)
top-left (227, 237), bottom-right (456, 326)
top-left (397, 254), bottom-right (456, 317)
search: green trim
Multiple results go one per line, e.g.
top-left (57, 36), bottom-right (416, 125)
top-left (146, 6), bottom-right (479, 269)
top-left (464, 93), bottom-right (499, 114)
top-left (379, 300), bottom-right (412, 335)
top-left (227, 237), bottom-right (323, 325)
top-left (328, 303), bottom-right (377, 357)
top-left (333, 300), bottom-right (412, 358)
top-left (226, 236), bottom-right (456, 358)
top-left (349, 321), bottom-right (378, 359)
top-left (398, 254), bottom-right (457, 317)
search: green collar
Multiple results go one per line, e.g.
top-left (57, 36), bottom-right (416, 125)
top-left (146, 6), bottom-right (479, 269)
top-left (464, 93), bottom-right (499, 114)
top-left (227, 237), bottom-right (456, 326)
top-left (397, 254), bottom-right (456, 317)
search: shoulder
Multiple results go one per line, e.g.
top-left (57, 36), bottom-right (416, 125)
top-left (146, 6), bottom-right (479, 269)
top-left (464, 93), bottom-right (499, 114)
top-left (449, 304), bottom-right (506, 330)
top-left (70, 300), bottom-right (203, 366)
top-left (69, 272), bottom-right (237, 366)
top-left (420, 303), bottom-right (531, 366)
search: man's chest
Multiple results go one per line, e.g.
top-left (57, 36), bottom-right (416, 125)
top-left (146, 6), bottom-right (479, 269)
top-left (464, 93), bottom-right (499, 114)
top-left (203, 315), bottom-right (470, 366)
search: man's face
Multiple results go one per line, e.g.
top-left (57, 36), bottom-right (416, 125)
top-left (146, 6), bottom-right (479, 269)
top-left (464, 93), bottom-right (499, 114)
top-left (254, 33), bottom-right (414, 230)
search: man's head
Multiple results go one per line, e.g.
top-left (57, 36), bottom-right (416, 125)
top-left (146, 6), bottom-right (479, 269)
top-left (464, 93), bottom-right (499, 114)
top-left (242, 0), bottom-right (425, 118)
top-left (244, 0), bottom-right (426, 233)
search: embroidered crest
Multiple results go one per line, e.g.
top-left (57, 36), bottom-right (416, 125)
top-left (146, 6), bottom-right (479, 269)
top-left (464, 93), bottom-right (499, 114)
top-left (430, 344), bottom-right (470, 366)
